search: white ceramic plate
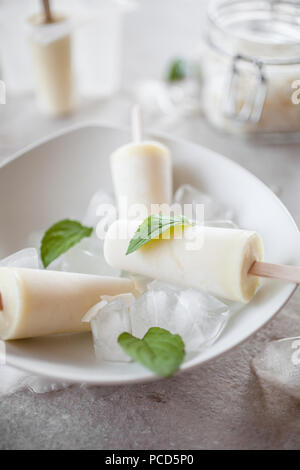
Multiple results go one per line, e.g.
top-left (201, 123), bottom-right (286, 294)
top-left (0, 124), bottom-right (299, 385)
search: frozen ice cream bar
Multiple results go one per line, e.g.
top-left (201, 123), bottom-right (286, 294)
top-left (28, 14), bottom-right (74, 116)
top-left (104, 220), bottom-right (264, 303)
top-left (0, 268), bottom-right (134, 340)
top-left (110, 141), bottom-right (173, 219)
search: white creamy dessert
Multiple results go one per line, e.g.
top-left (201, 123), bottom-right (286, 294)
top-left (110, 141), bottom-right (173, 219)
top-left (0, 268), bottom-right (134, 340)
top-left (104, 220), bottom-right (264, 303)
top-left (28, 13), bottom-right (74, 116)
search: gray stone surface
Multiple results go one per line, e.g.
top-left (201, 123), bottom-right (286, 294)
top-left (0, 0), bottom-right (300, 450)
top-left (1, 293), bottom-right (300, 450)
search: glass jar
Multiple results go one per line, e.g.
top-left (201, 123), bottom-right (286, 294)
top-left (201, 0), bottom-right (300, 137)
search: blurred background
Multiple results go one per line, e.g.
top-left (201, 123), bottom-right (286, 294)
top-left (0, 0), bottom-right (300, 224)
top-left (0, 0), bottom-right (206, 153)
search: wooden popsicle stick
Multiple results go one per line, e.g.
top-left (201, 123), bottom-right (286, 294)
top-left (249, 261), bottom-right (300, 284)
top-left (42, 0), bottom-right (53, 24)
top-left (131, 105), bottom-right (143, 143)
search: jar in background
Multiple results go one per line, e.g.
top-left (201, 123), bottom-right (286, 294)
top-left (201, 0), bottom-right (300, 137)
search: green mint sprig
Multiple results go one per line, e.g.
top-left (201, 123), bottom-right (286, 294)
top-left (126, 214), bottom-right (190, 255)
top-left (41, 219), bottom-right (93, 268)
top-left (118, 327), bottom-right (185, 377)
top-left (167, 59), bottom-right (188, 82)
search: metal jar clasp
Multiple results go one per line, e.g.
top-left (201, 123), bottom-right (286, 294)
top-left (222, 54), bottom-right (267, 123)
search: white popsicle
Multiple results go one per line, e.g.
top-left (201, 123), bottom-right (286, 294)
top-left (0, 268), bottom-right (134, 340)
top-left (104, 220), bottom-right (264, 303)
top-left (28, 13), bottom-right (74, 116)
top-left (110, 106), bottom-right (172, 219)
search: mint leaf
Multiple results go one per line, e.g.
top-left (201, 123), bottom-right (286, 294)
top-left (118, 327), bottom-right (185, 377)
top-left (126, 214), bottom-right (190, 255)
top-left (167, 59), bottom-right (188, 82)
top-left (41, 219), bottom-right (93, 268)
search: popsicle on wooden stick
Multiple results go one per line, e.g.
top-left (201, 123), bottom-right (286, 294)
top-left (0, 268), bottom-right (134, 340)
top-left (28, 0), bottom-right (74, 116)
top-left (104, 220), bottom-right (264, 303)
top-left (110, 105), bottom-right (173, 219)
top-left (104, 219), bottom-right (300, 303)
top-left (249, 261), bottom-right (300, 284)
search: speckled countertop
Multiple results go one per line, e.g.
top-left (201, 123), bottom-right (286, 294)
top-left (0, 0), bottom-right (300, 450)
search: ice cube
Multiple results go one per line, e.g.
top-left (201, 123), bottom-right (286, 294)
top-left (0, 248), bottom-right (40, 269)
top-left (46, 189), bottom-right (119, 276)
top-left (89, 294), bottom-right (135, 363)
top-left (130, 281), bottom-right (179, 339)
top-left (173, 184), bottom-right (235, 222)
top-left (147, 280), bottom-right (180, 294)
top-left (83, 189), bottom-right (116, 229)
top-left (27, 230), bottom-right (44, 250)
top-left (176, 288), bottom-right (230, 351)
top-left (130, 280), bottom-right (230, 353)
top-left (49, 233), bottom-right (120, 277)
top-left (27, 190), bottom-right (117, 275)
top-left (127, 273), bottom-right (153, 295)
top-left (252, 337), bottom-right (300, 399)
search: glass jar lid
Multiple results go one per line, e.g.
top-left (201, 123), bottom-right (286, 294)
top-left (207, 0), bottom-right (300, 64)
